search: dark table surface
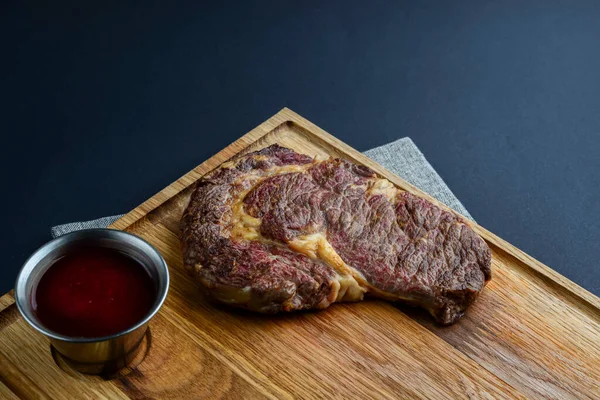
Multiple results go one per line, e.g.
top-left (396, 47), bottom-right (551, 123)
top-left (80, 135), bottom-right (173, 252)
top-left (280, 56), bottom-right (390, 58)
top-left (1, 1), bottom-right (599, 297)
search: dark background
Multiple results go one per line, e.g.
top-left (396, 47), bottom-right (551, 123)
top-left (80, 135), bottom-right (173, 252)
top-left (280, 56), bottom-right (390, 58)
top-left (1, 1), bottom-right (599, 296)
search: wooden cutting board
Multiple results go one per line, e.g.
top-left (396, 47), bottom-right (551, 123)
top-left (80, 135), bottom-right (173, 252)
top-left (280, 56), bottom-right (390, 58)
top-left (2, 109), bottom-right (599, 399)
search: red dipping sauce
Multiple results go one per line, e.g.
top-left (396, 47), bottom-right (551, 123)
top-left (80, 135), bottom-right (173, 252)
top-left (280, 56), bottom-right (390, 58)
top-left (33, 248), bottom-right (156, 338)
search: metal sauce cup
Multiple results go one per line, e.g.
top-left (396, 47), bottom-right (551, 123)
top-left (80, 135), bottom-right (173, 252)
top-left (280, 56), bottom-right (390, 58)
top-left (15, 229), bottom-right (169, 374)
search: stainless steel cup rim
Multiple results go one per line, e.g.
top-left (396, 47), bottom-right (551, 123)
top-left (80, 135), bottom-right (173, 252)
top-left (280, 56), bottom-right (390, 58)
top-left (15, 228), bottom-right (169, 344)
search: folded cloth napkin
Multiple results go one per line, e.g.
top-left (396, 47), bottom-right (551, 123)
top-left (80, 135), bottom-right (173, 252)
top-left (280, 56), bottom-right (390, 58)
top-left (51, 137), bottom-right (472, 238)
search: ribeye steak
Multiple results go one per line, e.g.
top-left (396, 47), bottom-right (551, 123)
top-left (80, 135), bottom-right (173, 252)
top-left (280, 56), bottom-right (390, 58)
top-left (180, 144), bottom-right (491, 324)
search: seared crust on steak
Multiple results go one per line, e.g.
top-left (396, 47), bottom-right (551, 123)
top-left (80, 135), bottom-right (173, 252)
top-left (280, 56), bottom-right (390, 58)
top-left (181, 144), bottom-right (491, 324)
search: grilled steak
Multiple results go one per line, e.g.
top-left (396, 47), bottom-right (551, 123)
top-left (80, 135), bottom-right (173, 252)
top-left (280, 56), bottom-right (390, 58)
top-left (181, 144), bottom-right (491, 324)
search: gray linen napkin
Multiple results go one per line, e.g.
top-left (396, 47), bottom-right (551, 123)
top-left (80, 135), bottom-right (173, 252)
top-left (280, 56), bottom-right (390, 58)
top-left (51, 137), bottom-right (472, 237)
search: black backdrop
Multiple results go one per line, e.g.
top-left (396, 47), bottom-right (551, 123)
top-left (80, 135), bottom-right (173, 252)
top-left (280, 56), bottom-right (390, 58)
top-left (1, 0), bottom-right (599, 296)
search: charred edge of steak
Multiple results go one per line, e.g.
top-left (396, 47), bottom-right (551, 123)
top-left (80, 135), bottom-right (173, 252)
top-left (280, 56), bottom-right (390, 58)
top-left (180, 144), bottom-right (492, 325)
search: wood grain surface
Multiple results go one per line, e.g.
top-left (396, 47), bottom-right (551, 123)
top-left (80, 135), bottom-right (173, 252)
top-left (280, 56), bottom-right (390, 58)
top-left (1, 109), bottom-right (599, 399)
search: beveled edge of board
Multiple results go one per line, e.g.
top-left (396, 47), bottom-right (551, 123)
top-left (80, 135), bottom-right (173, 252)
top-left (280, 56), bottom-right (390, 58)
top-left (0, 291), bottom-right (14, 313)
top-left (107, 107), bottom-right (600, 315)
